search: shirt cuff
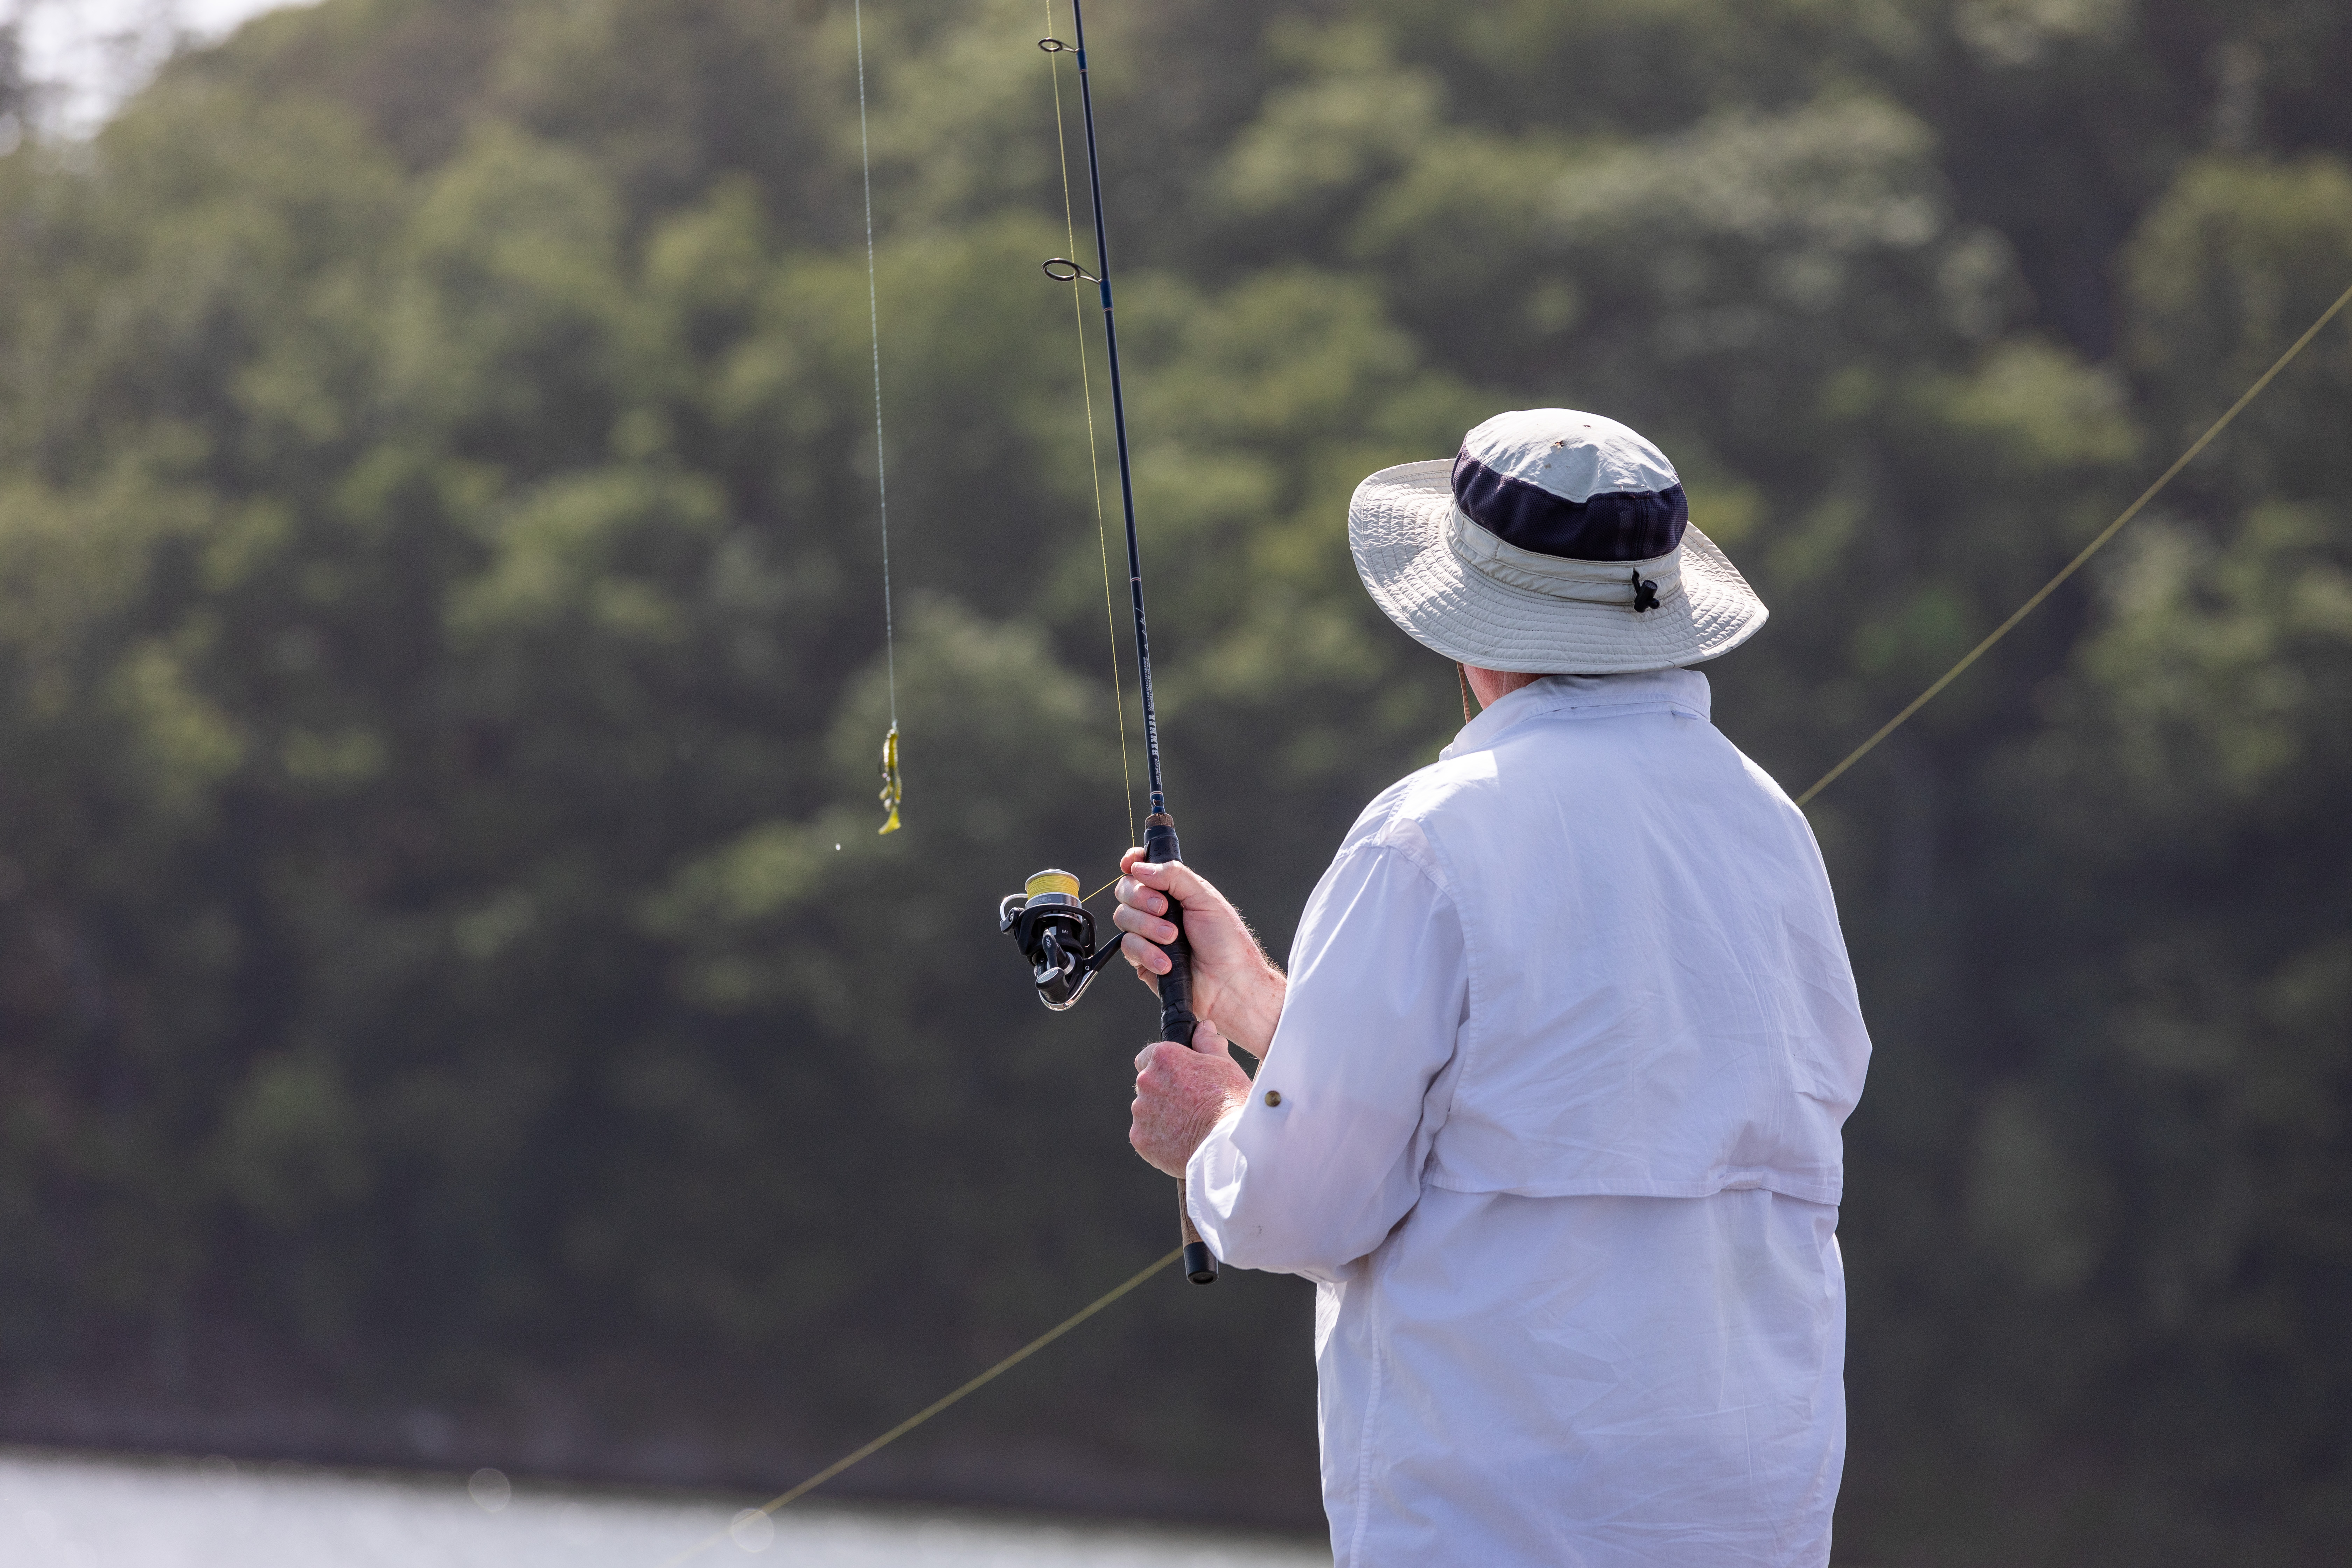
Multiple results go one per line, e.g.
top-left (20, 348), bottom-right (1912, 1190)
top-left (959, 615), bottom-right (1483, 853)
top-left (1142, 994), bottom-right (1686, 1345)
top-left (1184, 1102), bottom-right (1249, 1260)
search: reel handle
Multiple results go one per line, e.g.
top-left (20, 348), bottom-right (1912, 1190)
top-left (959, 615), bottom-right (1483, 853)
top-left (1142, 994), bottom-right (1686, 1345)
top-left (1144, 811), bottom-right (1218, 1286)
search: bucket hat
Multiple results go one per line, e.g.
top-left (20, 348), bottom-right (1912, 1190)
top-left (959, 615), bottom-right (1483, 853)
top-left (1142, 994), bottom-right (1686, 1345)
top-left (1348, 408), bottom-right (1767, 674)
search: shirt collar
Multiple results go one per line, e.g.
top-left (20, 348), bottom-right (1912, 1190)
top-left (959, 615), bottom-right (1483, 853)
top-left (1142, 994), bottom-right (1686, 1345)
top-left (1439, 668), bottom-right (1712, 761)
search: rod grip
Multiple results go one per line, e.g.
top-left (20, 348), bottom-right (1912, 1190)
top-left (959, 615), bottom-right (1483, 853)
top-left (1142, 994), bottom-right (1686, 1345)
top-left (1146, 812), bottom-right (1215, 1285)
top-left (1179, 1182), bottom-right (1217, 1285)
top-left (1143, 815), bottom-right (1197, 1047)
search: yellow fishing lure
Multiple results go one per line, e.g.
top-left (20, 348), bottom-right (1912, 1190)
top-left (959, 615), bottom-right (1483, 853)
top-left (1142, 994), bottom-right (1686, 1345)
top-left (877, 723), bottom-right (902, 834)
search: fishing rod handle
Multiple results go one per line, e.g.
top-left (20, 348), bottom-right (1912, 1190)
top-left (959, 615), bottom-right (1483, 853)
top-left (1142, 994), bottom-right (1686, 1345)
top-left (1142, 814), bottom-right (1196, 1043)
top-left (1145, 811), bottom-right (1218, 1286)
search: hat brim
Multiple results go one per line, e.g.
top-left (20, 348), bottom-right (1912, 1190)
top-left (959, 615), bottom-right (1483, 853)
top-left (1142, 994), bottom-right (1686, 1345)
top-left (1348, 460), bottom-right (1769, 674)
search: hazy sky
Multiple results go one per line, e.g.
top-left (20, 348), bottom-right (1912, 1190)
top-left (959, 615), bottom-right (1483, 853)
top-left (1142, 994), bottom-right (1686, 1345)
top-left (16, 0), bottom-right (311, 132)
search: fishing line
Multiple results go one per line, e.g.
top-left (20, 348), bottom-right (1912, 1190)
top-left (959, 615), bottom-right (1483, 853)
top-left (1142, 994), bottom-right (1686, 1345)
top-left (853, 0), bottom-right (904, 834)
top-left (671, 281), bottom-right (2352, 1549)
top-left (653, 1248), bottom-right (1183, 1567)
top-left (664, 20), bottom-right (2351, 1554)
top-left (1795, 276), bottom-right (2352, 807)
top-left (1046, 0), bottom-right (1139, 851)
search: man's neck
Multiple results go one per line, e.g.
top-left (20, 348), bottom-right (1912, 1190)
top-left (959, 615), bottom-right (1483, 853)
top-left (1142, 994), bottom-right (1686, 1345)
top-left (1462, 665), bottom-right (1556, 710)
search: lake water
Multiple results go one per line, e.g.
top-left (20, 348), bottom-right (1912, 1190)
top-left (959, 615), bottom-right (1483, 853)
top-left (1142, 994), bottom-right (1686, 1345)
top-left (0, 1450), bottom-right (1329, 1568)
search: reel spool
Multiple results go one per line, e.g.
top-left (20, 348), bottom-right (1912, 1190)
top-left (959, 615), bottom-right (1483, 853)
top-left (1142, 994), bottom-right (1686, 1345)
top-left (1000, 869), bottom-right (1126, 1010)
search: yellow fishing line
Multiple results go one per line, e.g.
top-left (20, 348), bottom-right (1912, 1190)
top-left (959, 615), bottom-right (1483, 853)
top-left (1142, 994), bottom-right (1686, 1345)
top-left (853, 0), bottom-right (902, 832)
top-left (662, 280), bottom-right (2351, 1568)
top-left (1795, 276), bottom-right (2352, 808)
top-left (645, 278), bottom-right (2352, 1567)
top-left (1047, 0), bottom-right (1140, 852)
top-left (654, 1248), bottom-right (1183, 1567)
top-left (666, 25), bottom-right (2352, 1552)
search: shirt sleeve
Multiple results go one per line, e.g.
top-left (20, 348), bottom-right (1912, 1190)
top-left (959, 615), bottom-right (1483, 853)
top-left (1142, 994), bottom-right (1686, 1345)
top-left (1185, 841), bottom-right (1467, 1283)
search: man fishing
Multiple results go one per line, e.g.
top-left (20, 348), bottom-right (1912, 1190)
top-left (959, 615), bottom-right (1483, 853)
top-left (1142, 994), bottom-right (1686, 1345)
top-left (1115, 408), bottom-right (1873, 1568)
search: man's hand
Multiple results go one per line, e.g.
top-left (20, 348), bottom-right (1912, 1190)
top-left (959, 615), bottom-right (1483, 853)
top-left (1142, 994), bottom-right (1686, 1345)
top-left (1113, 850), bottom-right (1286, 1058)
top-left (1130, 1020), bottom-right (1252, 1178)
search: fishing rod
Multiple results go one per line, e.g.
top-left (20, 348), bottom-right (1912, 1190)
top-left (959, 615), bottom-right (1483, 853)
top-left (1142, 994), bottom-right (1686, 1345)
top-left (996, 0), bottom-right (1217, 1287)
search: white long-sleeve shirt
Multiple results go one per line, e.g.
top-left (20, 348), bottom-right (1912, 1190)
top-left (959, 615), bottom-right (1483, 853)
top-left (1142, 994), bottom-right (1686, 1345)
top-left (1187, 669), bottom-right (1871, 1568)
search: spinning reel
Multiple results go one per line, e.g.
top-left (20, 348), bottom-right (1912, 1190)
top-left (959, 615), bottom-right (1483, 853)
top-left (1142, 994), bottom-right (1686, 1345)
top-left (999, 870), bottom-right (1128, 1010)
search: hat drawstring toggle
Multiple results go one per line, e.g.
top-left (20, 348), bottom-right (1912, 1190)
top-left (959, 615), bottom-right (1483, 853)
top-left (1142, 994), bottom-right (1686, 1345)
top-left (1629, 570), bottom-right (1660, 612)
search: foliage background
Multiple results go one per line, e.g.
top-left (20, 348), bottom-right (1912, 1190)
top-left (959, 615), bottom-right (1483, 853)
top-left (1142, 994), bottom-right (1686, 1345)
top-left (2, 0), bottom-right (2350, 1560)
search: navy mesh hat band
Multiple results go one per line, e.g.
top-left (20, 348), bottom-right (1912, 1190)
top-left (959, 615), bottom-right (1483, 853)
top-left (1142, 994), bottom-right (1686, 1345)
top-left (1451, 449), bottom-right (1689, 564)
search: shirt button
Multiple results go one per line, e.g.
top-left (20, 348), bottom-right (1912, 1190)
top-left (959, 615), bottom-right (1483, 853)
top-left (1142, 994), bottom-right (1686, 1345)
top-left (1264, 1090), bottom-right (1282, 1107)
